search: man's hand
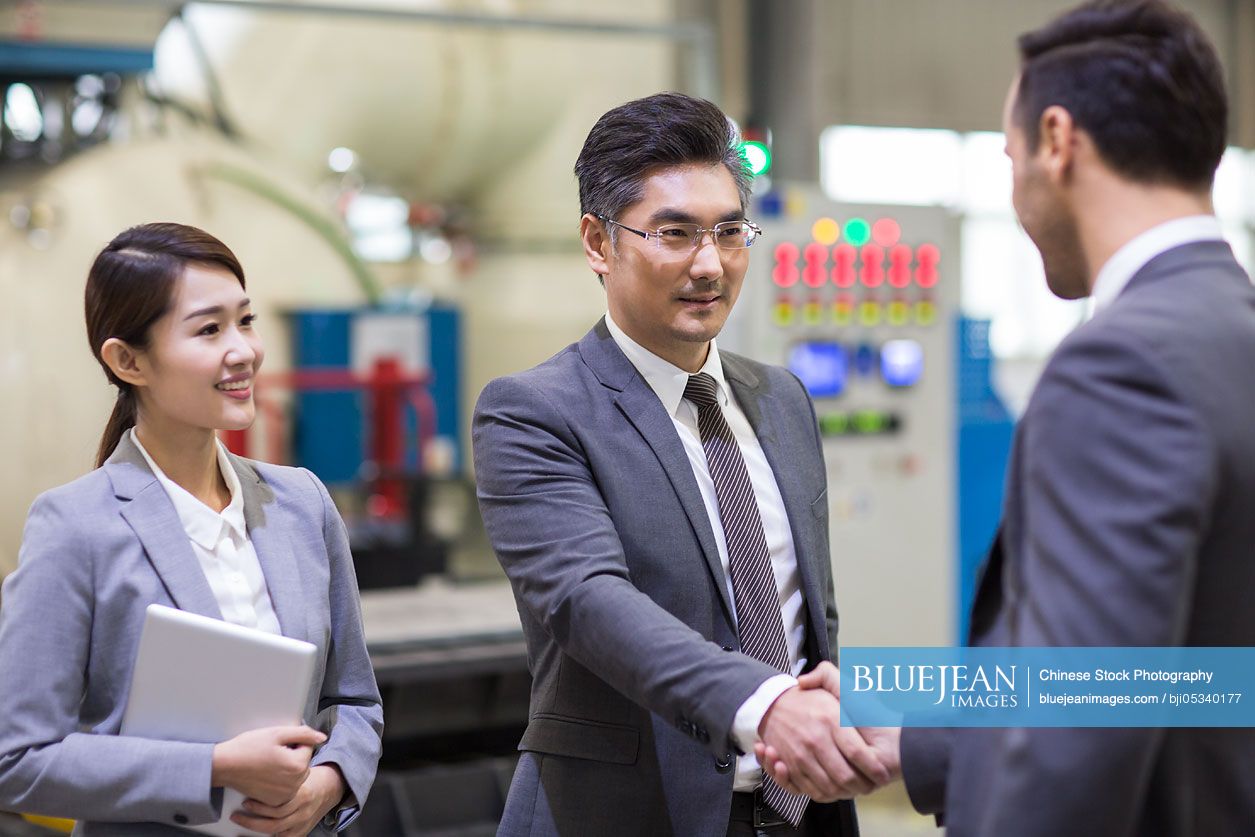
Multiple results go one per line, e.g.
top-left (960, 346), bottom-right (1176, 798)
top-left (756, 684), bottom-right (891, 802)
top-left (756, 662), bottom-right (903, 794)
top-left (858, 726), bottom-right (902, 781)
top-left (210, 725), bottom-right (326, 807)
top-left (229, 764), bottom-right (346, 836)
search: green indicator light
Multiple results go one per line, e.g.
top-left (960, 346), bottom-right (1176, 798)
top-left (740, 140), bottom-right (772, 177)
top-left (820, 413), bottom-right (851, 436)
top-left (853, 410), bottom-right (887, 434)
top-left (844, 218), bottom-right (871, 246)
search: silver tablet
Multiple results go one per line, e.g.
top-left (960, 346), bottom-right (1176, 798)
top-left (122, 603), bottom-right (318, 835)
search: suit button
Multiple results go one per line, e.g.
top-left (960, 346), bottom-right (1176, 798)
top-left (722, 645), bottom-right (734, 652)
top-left (715, 753), bottom-right (733, 773)
top-left (173, 814), bottom-right (189, 825)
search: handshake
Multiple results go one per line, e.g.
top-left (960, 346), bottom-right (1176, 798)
top-left (754, 662), bottom-right (902, 802)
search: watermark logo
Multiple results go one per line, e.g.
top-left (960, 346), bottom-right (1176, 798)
top-left (851, 664), bottom-right (1019, 708)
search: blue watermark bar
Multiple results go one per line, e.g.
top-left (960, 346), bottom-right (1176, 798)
top-left (837, 647), bottom-right (1255, 727)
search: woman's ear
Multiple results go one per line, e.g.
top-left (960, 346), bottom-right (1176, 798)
top-left (100, 338), bottom-right (147, 388)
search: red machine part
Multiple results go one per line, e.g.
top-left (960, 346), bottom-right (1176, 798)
top-left (220, 359), bottom-right (436, 521)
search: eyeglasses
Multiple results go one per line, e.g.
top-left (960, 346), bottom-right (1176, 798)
top-left (598, 215), bottom-right (763, 252)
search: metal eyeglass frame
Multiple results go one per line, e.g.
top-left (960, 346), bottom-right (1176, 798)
top-left (597, 215), bottom-right (763, 250)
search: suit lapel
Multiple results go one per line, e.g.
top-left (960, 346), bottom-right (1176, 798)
top-left (107, 435), bottom-right (224, 620)
top-left (579, 321), bottom-right (735, 623)
top-left (724, 356), bottom-right (831, 660)
top-left (615, 377), bottom-right (735, 621)
top-left (232, 455), bottom-right (309, 643)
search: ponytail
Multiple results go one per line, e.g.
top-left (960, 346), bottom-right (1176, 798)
top-left (96, 387), bottom-right (138, 468)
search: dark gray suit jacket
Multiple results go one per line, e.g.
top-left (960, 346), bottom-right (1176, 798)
top-left (0, 433), bottom-right (383, 835)
top-left (473, 320), bottom-right (857, 837)
top-left (901, 241), bottom-right (1255, 836)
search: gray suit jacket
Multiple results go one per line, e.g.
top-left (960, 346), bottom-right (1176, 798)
top-left (473, 320), bottom-right (857, 837)
top-left (901, 241), bottom-right (1255, 836)
top-left (0, 433), bottom-right (383, 835)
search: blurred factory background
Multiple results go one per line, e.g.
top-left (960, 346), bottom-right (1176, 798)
top-left (1, 1), bottom-right (1253, 834)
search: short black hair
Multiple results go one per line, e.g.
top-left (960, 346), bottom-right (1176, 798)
top-left (575, 92), bottom-right (751, 224)
top-left (1015, 0), bottom-right (1227, 190)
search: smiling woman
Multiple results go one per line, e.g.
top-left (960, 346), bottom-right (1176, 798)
top-left (0, 223), bottom-right (382, 836)
top-left (84, 224), bottom-right (259, 471)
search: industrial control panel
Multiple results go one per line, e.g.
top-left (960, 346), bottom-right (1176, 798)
top-left (723, 187), bottom-right (961, 647)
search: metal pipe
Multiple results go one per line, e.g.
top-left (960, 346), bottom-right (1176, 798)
top-left (86, 0), bottom-right (711, 41)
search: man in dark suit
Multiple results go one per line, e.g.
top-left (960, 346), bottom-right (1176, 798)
top-left (763, 2), bottom-right (1255, 834)
top-left (473, 93), bottom-right (895, 836)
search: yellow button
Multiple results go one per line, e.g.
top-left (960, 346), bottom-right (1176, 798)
top-left (811, 217), bottom-right (841, 246)
top-left (888, 301), bottom-right (909, 325)
top-left (859, 301), bottom-right (882, 326)
top-left (803, 301), bottom-right (823, 325)
top-left (833, 303), bottom-right (854, 326)
top-left (773, 302), bottom-right (795, 327)
top-left (915, 300), bottom-right (936, 326)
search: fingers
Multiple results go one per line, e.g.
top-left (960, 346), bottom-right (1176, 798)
top-left (231, 803), bottom-right (314, 837)
top-left (271, 725), bottom-right (328, 748)
top-left (796, 661), bottom-right (841, 698)
top-left (252, 789), bottom-right (296, 809)
top-left (791, 753), bottom-right (850, 801)
top-left (758, 745), bottom-right (806, 797)
top-left (242, 795), bottom-right (301, 820)
top-left (833, 726), bottom-right (890, 786)
top-left (858, 726), bottom-right (904, 782)
top-left (757, 722), bottom-right (885, 800)
top-left (769, 727), bottom-right (860, 801)
top-left (810, 732), bottom-right (874, 800)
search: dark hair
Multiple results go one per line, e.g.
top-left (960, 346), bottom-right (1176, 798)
top-left (1015, 0), bottom-right (1227, 189)
top-left (575, 91), bottom-right (752, 227)
top-left (85, 222), bottom-right (246, 468)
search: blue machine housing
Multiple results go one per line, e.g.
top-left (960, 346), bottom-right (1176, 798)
top-left (955, 317), bottom-right (1015, 644)
top-left (287, 305), bottom-right (462, 486)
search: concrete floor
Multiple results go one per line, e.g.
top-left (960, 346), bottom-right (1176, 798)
top-left (856, 782), bottom-right (945, 837)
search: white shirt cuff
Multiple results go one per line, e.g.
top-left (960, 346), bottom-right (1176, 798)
top-left (732, 674), bottom-right (798, 754)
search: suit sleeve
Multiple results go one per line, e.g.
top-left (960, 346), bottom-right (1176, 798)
top-left (303, 470), bottom-right (384, 831)
top-left (900, 727), bottom-right (951, 820)
top-left (473, 376), bottom-right (782, 757)
top-left (971, 325), bottom-right (1217, 836)
top-left (0, 492), bottom-right (219, 824)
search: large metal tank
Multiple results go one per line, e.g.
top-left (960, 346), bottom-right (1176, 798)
top-left (155, 0), bottom-right (578, 202)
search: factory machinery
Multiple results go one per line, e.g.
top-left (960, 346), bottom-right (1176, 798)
top-left (724, 186), bottom-right (1013, 648)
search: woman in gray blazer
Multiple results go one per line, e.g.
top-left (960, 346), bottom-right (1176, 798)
top-left (0, 223), bottom-right (383, 836)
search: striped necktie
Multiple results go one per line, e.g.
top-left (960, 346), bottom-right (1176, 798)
top-left (684, 372), bottom-right (809, 827)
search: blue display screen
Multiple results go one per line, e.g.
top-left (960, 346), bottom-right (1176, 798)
top-left (788, 342), bottom-right (848, 398)
top-left (880, 339), bottom-right (924, 387)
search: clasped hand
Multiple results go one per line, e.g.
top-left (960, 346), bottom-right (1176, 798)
top-left (754, 662), bottom-right (901, 802)
top-left (210, 725), bottom-right (346, 836)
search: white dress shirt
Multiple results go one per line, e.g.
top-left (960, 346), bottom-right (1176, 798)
top-left (131, 429), bottom-right (283, 635)
top-left (1091, 215), bottom-right (1226, 312)
top-left (605, 313), bottom-right (805, 791)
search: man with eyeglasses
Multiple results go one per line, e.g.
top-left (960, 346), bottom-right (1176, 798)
top-left (473, 92), bottom-right (895, 837)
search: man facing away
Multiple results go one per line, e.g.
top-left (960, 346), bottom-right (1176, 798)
top-left (761, 2), bottom-right (1255, 835)
top-left (473, 93), bottom-right (896, 837)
